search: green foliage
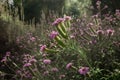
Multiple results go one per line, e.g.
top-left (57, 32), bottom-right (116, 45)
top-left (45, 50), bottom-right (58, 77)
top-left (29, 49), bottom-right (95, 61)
top-left (13, 0), bottom-right (22, 6)
top-left (65, 0), bottom-right (91, 17)
top-left (23, 0), bottom-right (65, 23)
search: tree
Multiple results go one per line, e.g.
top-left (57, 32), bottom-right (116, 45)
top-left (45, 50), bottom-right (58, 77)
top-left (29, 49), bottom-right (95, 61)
top-left (23, 0), bottom-right (65, 23)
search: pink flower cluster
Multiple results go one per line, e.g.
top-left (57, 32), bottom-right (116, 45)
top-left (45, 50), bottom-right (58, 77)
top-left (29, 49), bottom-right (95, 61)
top-left (40, 45), bottom-right (46, 52)
top-left (78, 67), bottom-right (89, 75)
top-left (52, 16), bottom-right (71, 26)
top-left (49, 31), bottom-right (58, 39)
top-left (23, 54), bottom-right (37, 67)
top-left (43, 59), bottom-right (51, 64)
top-left (30, 37), bottom-right (36, 42)
top-left (52, 18), bottom-right (64, 26)
top-left (64, 16), bottom-right (72, 21)
top-left (97, 30), bottom-right (104, 35)
top-left (51, 67), bottom-right (59, 72)
top-left (16, 69), bottom-right (32, 79)
top-left (1, 52), bottom-right (11, 63)
top-left (106, 29), bottom-right (114, 36)
top-left (115, 9), bottom-right (120, 17)
top-left (66, 62), bottom-right (73, 70)
top-left (96, 29), bottom-right (114, 36)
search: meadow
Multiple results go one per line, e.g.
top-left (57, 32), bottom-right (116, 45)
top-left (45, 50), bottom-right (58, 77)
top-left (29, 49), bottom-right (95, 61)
top-left (0, 0), bottom-right (120, 80)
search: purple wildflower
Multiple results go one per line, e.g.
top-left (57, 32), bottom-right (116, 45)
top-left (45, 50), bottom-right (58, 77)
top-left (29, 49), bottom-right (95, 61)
top-left (59, 74), bottom-right (65, 79)
top-left (66, 63), bottom-right (73, 70)
top-left (23, 54), bottom-right (36, 67)
top-left (64, 16), bottom-right (72, 21)
top-left (52, 18), bottom-right (64, 26)
top-left (24, 70), bottom-right (32, 79)
top-left (42, 53), bottom-right (47, 57)
top-left (40, 45), bottom-right (46, 52)
top-left (1, 52), bottom-right (11, 63)
top-left (23, 63), bottom-right (32, 67)
top-left (115, 9), bottom-right (120, 16)
top-left (88, 23), bottom-right (94, 26)
top-left (49, 31), bottom-right (58, 39)
top-left (51, 67), bottom-right (59, 72)
top-left (6, 51), bottom-right (11, 57)
top-left (106, 29), bottom-right (114, 36)
top-left (43, 71), bottom-right (49, 76)
top-left (89, 40), bottom-right (97, 44)
top-left (70, 35), bottom-right (75, 39)
top-left (96, 0), bottom-right (101, 6)
top-left (78, 67), bottom-right (89, 75)
top-left (43, 59), bottom-right (51, 64)
top-left (25, 73), bottom-right (32, 79)
top-left (16, 70), bottom-right (21, 74)
top-left (97, 30), bottom-right (104, 35)
top-left (1, 57), bottom-right (7, 63)
top-left (30, 37), bottom-right (36, 42)
top-left (29, 58), bottom-right (37, 63)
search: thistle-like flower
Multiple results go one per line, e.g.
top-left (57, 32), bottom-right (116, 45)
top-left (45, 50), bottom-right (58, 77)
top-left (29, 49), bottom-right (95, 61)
top-left (78, 67), bottom-right (89, 75)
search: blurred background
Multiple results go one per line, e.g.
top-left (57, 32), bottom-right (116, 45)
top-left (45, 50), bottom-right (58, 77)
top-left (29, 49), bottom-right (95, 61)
top-left (1, 0), bottom-right (120, 23)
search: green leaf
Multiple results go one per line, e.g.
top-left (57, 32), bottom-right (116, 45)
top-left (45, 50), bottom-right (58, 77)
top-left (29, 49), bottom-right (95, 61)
top-left (55, 36), bottom-right (66, 48)
top-left (56, 24), bottom-right (68, 39)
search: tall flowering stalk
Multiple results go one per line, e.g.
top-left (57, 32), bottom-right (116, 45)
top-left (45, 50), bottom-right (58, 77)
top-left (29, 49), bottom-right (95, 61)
top-left (52, 16), bottom-right (72, 48)
top-left (39, 16), bottom-right (72, 53)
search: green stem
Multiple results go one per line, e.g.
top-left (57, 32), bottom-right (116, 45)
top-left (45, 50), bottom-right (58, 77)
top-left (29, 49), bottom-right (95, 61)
top-left (78, 50), bottom-right (93, 70)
